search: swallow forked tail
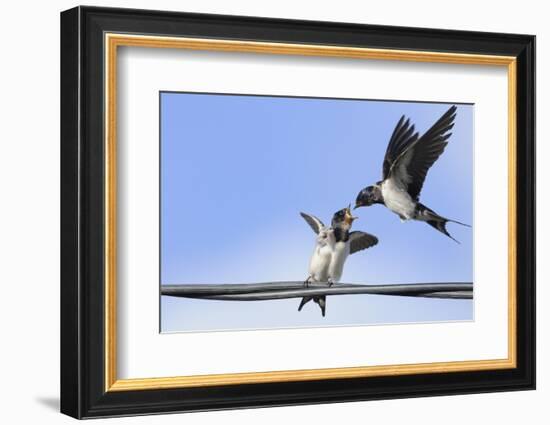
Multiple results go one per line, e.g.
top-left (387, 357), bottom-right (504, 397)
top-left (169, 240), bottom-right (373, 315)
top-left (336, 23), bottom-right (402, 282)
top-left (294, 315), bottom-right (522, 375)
top-left (416, 203), bottom-right (471, 244)
top-left (298, 296), bottom-right (326, 317)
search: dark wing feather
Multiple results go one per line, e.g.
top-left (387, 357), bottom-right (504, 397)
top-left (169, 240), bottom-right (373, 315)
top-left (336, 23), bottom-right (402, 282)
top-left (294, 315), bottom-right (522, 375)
top-left (382, 116), bottom-right (419, 180)
top-left (388, 105), bottom-right (457, 200)
top-left (300, 212), bottom-right (325, 234)
top-left (349, 231), bottom-right (379, 254)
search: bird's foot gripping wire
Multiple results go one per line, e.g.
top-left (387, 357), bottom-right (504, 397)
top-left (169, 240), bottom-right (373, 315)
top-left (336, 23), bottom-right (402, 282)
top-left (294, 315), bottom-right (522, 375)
top-left (327, 278), bottom-right (334, 287)
top-left (303, 276), bottom-right (312, 288)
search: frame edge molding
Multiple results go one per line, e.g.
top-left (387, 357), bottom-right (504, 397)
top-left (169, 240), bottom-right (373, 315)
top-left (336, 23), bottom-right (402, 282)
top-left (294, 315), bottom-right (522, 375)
top-left (60, 6), bottom-right (536, 419)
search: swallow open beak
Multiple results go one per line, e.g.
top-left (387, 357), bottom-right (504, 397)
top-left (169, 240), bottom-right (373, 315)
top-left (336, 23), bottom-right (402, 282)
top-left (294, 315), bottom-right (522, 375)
top-left (344, 205), bottom-right (358, 224)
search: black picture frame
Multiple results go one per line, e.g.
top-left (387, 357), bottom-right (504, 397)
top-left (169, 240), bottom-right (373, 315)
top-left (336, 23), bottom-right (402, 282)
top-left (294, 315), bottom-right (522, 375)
top-left (61, 5), bottom-right (535, 419)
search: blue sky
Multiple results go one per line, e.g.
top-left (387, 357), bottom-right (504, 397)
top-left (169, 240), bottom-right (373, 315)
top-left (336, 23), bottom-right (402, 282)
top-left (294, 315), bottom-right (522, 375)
top-left (160, 92), bottom-right (473, 332)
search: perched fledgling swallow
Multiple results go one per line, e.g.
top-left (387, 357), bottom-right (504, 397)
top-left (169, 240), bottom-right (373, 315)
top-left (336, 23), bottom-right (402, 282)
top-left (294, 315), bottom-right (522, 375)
top-left (354, 105), bottom-right (470, 242)
top-left (297, 220), bottom-right (335, 316)
top-left (299, 207), bottom-right (378, 316)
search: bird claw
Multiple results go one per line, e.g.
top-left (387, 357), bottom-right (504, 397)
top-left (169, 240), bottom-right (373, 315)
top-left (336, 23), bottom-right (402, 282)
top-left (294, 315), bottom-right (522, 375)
top-left (328, 279), bottom-right (334, 287)
top-left (303, 277), bottom-right (312, 288)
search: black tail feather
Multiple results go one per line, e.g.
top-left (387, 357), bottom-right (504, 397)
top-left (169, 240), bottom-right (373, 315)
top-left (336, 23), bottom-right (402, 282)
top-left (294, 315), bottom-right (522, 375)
top-left (314, 296), bottom-right (326, 317)
top-left (298, 296), bottom-right (312, 311)
top-left (447, 218), bottom-right (471, 228)
top-left (426, 220), bottom-right (460, 244)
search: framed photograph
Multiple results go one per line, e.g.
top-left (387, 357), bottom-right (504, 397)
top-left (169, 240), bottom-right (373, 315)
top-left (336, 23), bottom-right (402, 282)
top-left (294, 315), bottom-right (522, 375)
top-left (60, 6), bottom-right (535, 419)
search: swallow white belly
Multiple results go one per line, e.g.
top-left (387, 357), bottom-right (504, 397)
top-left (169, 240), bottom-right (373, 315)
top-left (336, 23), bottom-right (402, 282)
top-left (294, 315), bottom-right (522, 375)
top-left (381, 178), bottom-right (416, 220)
top-left (308, 244), bottom-right (332, 282)
top-left (328, 241), bottom-right (350, 283)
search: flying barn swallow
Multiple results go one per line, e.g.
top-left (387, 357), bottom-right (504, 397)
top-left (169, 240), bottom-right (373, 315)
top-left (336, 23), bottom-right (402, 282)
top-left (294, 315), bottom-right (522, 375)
top-left (354, 105), bottom-right (470, 242)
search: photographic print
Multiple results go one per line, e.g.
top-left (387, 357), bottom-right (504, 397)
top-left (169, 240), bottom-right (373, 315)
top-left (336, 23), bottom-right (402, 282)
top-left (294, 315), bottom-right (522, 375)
top-left (160, 92), bottom-right (473, 333)
top-left (61, 8), bottom-right (535, 417)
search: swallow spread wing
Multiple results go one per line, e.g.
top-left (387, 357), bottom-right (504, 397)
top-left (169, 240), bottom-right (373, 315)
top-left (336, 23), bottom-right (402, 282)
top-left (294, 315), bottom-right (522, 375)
top-left (300, 212), bottom-right (326, 234)
top-left (383, 105), bottom-right (457, 201)
top-left (349, 231), bottom-right (379, 254)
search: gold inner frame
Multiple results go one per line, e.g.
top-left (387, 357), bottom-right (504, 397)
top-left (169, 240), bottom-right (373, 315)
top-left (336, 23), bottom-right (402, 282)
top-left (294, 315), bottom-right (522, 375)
top-left (104, 33), bottom-right (517, 392)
